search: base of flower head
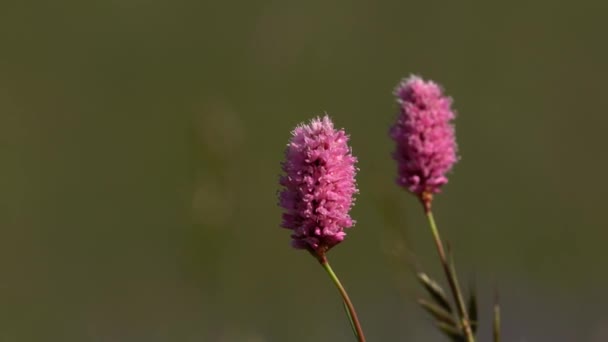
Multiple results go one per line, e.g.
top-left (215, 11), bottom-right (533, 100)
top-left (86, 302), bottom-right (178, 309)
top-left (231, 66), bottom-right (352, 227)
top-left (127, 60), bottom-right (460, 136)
top-left (308, 247), bottom-right (329, 264)
top-left (290, 229), bottom-right (346, 253)
top-left (420, 191), bottom-right (434, 213)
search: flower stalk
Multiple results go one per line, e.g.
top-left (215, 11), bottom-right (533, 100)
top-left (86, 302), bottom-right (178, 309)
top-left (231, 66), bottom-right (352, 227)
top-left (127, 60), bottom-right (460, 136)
top-left (424, 202), bottom-right (475, 342)
top-left (319, 253), bottom-right (366, 342)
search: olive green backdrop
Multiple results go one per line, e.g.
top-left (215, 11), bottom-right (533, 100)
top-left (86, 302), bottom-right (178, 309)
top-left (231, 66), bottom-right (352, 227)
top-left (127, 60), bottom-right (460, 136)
top-left (2, 0), bottom-right (607, 341)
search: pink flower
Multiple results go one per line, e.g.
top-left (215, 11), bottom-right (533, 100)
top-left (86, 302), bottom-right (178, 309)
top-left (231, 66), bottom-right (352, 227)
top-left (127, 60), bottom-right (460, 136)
top-left (279, 116), bottom-right (358, 255)
top-left (390, 75), bottom-right (458, 197)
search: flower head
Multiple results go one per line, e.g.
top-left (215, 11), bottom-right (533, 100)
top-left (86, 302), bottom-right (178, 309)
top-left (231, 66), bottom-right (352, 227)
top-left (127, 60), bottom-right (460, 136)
top-left (390, 75), bottom-right (458, 199)
top-left (279, 115), bottom-right (358, 256)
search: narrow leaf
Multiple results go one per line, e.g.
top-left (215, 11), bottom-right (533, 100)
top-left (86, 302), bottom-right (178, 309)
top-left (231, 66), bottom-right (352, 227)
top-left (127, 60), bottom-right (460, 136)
top-left (418, 298), bottom-right (457, 326)
top-left (417, 272), bottom-right (453, 313)
top-left (493, 296), bottom-right (501, 342)
top-left (436, 321), bottom-right (465, 342)
top-left (467, 287), bottom-right (478, 334)
top-left (446, 244), bottom-right (475, 340)
top-left (342, 300), bottom-right (359, 340)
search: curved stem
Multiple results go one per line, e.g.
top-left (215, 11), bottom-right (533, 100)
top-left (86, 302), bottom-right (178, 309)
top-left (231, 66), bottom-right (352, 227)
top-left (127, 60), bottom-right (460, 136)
top-left (425, 210), bottom-right (475, 342)
top-left (320, 257), bottom-right (366, 342)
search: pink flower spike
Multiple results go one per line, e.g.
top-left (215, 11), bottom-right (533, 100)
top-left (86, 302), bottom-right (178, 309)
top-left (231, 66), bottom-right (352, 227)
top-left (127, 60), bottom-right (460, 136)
top-left (390, 75), bottom-right (459, 202)
top-left (279, 115), bottom-right (358, 257)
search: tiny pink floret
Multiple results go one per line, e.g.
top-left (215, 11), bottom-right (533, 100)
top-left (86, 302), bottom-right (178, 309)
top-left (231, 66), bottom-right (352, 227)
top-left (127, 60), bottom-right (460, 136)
top-left (279, 116), bottom-right (358, 254)
top-left (390, 75), bottom-right (459, 196)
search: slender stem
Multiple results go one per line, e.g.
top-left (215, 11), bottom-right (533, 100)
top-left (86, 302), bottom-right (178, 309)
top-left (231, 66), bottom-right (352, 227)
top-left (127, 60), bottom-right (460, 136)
top-left (320, 257), bottom-right (366, 342)
top-left (425, 209), bottom-right (475, 342)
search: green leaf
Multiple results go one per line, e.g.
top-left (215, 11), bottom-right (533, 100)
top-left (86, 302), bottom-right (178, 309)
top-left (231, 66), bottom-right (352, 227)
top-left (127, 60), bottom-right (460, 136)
top-left (418, 298), bottom-right (457, 326)
top-left (436, 321), bottom-right (465, 342)
top-left (493, 297), bottom-right (501, 342)
top-left (467, 287), bottom-right (478, 334)
top-left (342, 300), bottom-right (359, 340)
top-left (417, 272), bottom-right (453, 313)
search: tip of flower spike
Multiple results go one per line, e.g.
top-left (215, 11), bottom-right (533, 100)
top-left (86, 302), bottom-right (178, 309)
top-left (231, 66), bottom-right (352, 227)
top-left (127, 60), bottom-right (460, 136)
top-left (292, 115), bottom-right (334, 139)
top-left (393, 74), bottom-right (422, 95)
top-left (394, 75), bottom-right (445, 107)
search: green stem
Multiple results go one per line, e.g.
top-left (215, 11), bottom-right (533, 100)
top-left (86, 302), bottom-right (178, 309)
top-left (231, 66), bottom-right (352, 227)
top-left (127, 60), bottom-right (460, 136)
top-left (321, 257), bottom-right (366, 342)
top-left (425, 210), bottom-right (475, 342)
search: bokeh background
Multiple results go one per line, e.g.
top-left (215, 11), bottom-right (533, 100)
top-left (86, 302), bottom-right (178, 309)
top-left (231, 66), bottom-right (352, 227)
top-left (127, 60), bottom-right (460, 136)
top-left (2, 0), bottom-right (608, 341)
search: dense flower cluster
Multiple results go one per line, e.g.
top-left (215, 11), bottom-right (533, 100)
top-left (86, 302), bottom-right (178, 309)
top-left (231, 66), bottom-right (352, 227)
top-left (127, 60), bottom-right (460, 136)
top-left (390, 75), bottom-right (458, 196)
top-left (279, 116), bottom-right (358, 254)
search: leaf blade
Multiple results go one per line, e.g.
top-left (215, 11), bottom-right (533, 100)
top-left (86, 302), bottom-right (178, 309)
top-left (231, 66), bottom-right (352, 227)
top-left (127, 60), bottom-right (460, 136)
top-left (493, 295), bottom-right (501, 342)
top-left (418, 298), bottom-right (457, 326)
top-left (436, 321), bottom-right (466, 342)
top-left (467, 287), bottom-right (478, 334)
top-left (342, 300), bottom-right (359, 340)
top-left (417, 272), bottom-right (453, 313)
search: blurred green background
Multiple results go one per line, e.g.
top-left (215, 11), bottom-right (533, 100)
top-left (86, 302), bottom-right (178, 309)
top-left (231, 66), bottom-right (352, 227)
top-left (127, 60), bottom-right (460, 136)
top-left (2, 0), bottom-right (608, 341)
